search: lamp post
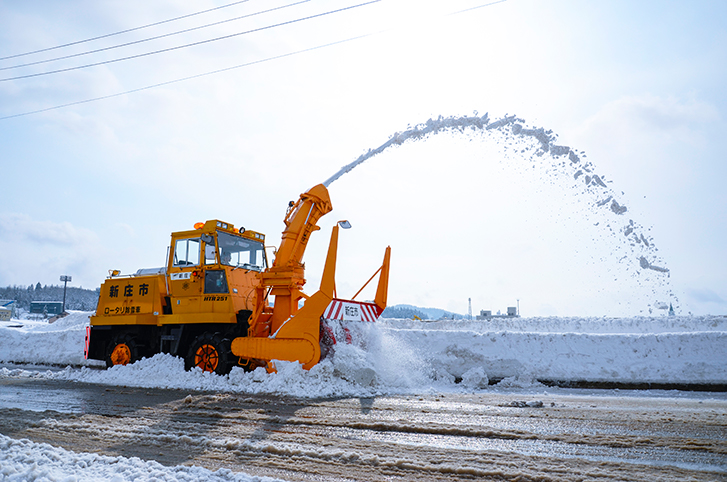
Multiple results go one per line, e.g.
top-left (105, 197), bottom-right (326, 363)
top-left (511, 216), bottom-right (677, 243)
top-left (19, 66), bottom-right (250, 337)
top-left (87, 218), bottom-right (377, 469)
top-left (60, 275), bottom-right (72, 313)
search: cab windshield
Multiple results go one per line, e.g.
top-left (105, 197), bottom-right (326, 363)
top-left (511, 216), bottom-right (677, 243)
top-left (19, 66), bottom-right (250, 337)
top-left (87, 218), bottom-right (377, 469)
top-left (217, 231), bottom-right (267, 271)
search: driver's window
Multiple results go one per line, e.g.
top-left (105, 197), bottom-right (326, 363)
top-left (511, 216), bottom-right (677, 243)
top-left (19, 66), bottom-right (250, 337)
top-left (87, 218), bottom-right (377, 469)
top-left (173, 238), bottom-right (200, 267)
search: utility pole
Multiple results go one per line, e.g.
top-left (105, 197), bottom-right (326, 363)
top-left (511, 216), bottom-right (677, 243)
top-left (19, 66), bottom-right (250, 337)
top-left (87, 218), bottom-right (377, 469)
top-left (468, 298), bottom-right (472, 320)
top-left (60, 275), bottom-right (72, 313)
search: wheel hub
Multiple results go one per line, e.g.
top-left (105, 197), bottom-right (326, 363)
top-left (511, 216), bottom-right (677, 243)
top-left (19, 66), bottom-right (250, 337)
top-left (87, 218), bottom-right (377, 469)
top-left (195, 344), bottom-right (219, 372)
top-left (110, 343), bottom-right (131, 366)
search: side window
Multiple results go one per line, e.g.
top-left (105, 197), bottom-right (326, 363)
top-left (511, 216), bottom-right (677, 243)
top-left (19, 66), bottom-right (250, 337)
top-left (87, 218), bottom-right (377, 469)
top-left (202, 234), bottom-right (217, 265)
top-left (173, 238), bottom-right (201, 267)
top-left (204, 244), bottom-right (217, 265)
top-left (204, 270), bottom-right (229, 294)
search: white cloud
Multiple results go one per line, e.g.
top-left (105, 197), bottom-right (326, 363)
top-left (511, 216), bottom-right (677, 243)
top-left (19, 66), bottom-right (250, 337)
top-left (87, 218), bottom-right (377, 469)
top-left (0, 214), bottom-right (104, 288)
top-left (0, 213), bottom-right (95, 246)
top-left (574, 94), bottom-right (720, 152)
top-left (688, 288), bottom-right (725, 304)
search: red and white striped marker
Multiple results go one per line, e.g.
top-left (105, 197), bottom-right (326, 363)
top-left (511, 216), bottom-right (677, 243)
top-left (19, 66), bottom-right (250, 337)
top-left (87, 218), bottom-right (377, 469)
top-left (323, 299), bottom-right (382, 322)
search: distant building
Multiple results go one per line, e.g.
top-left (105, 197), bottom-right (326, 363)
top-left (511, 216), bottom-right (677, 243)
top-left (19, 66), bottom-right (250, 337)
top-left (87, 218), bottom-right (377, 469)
top-left (0, 300), bottom-right (17, 321)
top-left (476, 307), bottom-right (519, 320)
top-left (476, 310), bottom-right (492, 320)
top-left (30, 301), bottom-right (63, 317)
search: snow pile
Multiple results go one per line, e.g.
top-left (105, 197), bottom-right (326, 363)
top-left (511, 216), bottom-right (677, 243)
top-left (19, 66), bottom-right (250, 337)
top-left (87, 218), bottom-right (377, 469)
top-left (379, 317), bottom-right (727, 383)
top-left (387, 315), bottom-right (727, 333)
top-left (1, 312), bottom-right (725, 398)
top-left (0, 434), bottom-right (285, 482)
top-left (387, 320), bottom-right (727, 384)
top-left (0, 311), bottom-right (99, 366)
top-left (39, 354), bottom-right (382, 398)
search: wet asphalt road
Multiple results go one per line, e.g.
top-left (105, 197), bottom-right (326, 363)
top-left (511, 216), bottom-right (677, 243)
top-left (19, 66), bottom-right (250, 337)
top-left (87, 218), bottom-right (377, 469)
top-left (0, 376), bottom-right (725, 481)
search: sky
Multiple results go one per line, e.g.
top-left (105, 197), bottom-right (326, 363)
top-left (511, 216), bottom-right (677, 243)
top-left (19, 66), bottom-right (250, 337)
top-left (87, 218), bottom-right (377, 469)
top-left (0, 0), bottom-right (725, 317)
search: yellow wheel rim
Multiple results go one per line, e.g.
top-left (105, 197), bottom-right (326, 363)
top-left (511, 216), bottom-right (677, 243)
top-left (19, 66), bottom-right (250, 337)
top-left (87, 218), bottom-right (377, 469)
top-left (110, 343), bottom-right (131, 366)
top-left (195, 344), bottom-right (219, 372)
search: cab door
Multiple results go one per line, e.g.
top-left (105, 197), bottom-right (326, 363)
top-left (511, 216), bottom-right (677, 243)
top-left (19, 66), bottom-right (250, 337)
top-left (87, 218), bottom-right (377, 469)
top-left (168, 237), bottom-right (203, 314)
top-left (201, 233), bottom-right (231, 314)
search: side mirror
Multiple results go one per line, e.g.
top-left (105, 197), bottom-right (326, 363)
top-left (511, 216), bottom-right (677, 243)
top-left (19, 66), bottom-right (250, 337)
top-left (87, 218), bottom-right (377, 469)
top-left (338, 220), bottom-right (352, 229)
top-left (201, 234), bottom-right (214, 244)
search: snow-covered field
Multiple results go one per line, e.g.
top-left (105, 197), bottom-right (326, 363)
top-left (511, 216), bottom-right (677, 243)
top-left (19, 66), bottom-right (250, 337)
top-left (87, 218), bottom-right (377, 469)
top-left (1, 311), bottom-right (725, 395)
top-left (1, 311), bottom-right (725, 481)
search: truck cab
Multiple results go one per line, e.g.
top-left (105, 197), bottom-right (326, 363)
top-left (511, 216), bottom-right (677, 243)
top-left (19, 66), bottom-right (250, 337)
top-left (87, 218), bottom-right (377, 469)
top-left (86, 219), bottom-right (272, 374)
top-left (166, 219), bottom-right (268, 325)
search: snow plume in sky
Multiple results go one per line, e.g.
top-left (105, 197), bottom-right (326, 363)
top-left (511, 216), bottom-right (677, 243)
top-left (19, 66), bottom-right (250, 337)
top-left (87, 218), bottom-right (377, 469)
top-left (323, 113), bottom-right (491, 187)
top-left (323, 112), bottom-right (676, 313)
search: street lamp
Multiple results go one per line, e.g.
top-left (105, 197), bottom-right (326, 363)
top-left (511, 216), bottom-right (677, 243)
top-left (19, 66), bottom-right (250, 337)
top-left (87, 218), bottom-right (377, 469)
top-left (60, 275), bottom-right (72, 313)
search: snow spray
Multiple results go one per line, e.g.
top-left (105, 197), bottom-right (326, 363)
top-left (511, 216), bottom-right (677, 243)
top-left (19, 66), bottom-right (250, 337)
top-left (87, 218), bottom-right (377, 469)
top-left (325, 319), bottom-right (430, 389)
top-left (322, 112), bottom-right (676, 313)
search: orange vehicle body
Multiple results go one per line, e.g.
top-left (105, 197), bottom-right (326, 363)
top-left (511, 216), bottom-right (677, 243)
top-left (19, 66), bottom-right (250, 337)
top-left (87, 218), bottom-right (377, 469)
top-left (85, 184), bottom-right (390, 374)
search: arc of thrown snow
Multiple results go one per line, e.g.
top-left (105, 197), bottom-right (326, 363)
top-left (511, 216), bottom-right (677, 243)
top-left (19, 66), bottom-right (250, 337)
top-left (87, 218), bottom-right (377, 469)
top-left (322, 113), bottom-right (494, 187)
top-left (321, 111), bottom-right (669, 277)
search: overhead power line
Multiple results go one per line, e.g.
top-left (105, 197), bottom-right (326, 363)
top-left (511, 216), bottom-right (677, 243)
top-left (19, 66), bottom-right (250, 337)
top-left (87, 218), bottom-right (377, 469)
top-left (0, 0), bottom-right (252, 61)
top-left (0, 0), bottom-right (311, 72)
top-left (0, 0), bottom-right (509, 121)
top-left (449, 0), bottom-right (508, 15)
top-left (0, 34), bottom-right (376, 120)
top-left (0, 1), bottom-right (380, 82)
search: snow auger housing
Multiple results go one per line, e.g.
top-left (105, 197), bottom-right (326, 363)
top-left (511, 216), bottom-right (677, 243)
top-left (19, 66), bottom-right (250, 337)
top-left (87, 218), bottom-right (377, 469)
top-left (85, 184), bottom-right (390, 374)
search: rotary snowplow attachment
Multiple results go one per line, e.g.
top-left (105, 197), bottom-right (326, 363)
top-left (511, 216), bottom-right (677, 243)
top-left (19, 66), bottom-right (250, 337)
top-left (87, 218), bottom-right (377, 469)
top-left (229, 292), bottom-right (328, 370)
top-left (231, 186), bottom-right (391, 372)
top-left (230, 220), bottom-right (341, 370)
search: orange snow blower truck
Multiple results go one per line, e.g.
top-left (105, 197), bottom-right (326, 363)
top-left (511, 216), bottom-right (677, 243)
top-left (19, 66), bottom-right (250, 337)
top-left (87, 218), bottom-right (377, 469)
top-left (85, 184), bottom-right (391, 374)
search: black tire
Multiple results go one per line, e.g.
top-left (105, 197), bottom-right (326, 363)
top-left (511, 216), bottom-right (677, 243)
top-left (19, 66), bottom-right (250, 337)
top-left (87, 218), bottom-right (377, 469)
top-left (185, 333), bottom-right (232, 375)
top-left (105, 334), bottom-right (140, 368)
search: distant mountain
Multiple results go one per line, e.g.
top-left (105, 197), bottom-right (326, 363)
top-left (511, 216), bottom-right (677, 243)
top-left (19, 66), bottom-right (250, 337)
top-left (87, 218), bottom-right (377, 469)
top-left (381, 303), bottom-right (463, 320)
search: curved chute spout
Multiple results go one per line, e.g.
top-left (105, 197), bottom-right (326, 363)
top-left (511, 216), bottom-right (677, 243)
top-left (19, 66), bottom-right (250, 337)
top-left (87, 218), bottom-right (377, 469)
top-left (233, 220), bottom-right (343, 371)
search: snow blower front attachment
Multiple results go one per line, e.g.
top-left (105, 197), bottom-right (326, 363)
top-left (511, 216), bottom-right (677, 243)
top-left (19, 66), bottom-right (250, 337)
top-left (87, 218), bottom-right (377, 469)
top-left (86, 184), bottom-right (390, 374)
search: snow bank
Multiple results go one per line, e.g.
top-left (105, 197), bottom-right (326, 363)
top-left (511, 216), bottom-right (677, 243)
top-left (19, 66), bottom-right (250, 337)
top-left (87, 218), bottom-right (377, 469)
top-left (391, 324), bottom-right (727, 384)
top-left (385, 315), bottom-right (727, 334)
top-left (0, 434), bottom-right (286, 482)
top-left (0, 311), bottom-right (100, 367)
top-left (0, 312), bottom-right (725, 398)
